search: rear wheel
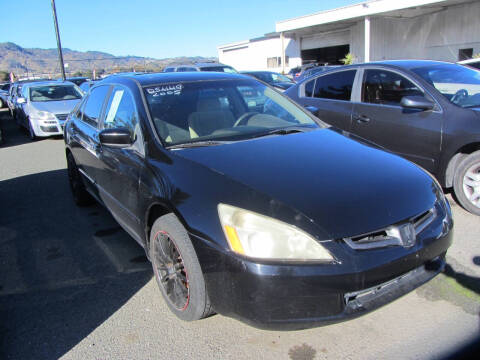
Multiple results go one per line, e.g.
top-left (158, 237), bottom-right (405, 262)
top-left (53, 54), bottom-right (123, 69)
top-left (453, 150), bottom-right (480, 216)
top-left (150, 213), bottom-right (213, 321)
top-left (67, 152), bottom-right (94, 206)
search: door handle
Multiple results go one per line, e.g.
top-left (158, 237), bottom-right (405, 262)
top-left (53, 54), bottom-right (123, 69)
top-left (353, 114), bottom-right (370, 124)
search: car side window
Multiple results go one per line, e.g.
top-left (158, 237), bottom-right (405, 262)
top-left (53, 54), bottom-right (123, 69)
top-left (362, 69), bottom-right (423, 106)
top-left (81, 85), bottom-right (110, 127)
top-left (313, 70), bottom-right (356, 101)
top-left (103, 86), bottom-right (138, 133)
top-left (304, 79), bottom-right (315, 97)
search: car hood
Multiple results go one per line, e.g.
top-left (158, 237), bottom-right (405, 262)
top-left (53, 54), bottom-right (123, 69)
top-left (174, 129), bottom-right (437, 239)
top-left (30, 99), bottom-right (80, 114)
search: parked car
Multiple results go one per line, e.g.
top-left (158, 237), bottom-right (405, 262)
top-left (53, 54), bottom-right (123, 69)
top-left (164, 62), bottom-right (238, 73)
top-left (64, 72), bottom-right (452, 330)
top-left (16, 80), bottom-right (83, 139)
top-left (65, 77), bottom-right (90, 86)
top-left (241, 71), bottom-right (295, 91)
top-left (285, 60), bottom-right (480, 215)
top-left (7, 79), bottom-right (47, 118)
top-left (288, 63), bottom-right (317, 81)
top-left (295, 65), bottom-right (340, 83)
top-left (0, 82), bottom-right (10, 108)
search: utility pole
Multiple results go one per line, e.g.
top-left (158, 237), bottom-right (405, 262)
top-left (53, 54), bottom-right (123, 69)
top-left (51, 0), bottom-right (66, 80)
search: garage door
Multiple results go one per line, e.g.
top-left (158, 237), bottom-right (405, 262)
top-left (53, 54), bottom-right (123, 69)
top-left (301, 30), bottom-right (350, 50)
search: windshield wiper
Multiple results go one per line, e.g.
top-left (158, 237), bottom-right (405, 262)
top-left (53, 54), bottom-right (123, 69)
top-left (167, 140), bottom-right (229, 149)
top-left (249, 126), bottom-right (316, 140)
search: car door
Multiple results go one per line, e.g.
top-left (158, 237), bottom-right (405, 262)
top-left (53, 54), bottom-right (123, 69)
top-left (350, 68), bottom-right (443, 174)
top-left (297, 69), bottom-right (357, 131)
top-left (96, 85), bottom-right (145, 241)
top-left (69, 85), bottom-right (111, 195)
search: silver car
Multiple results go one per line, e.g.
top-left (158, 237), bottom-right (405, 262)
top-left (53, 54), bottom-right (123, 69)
top-left (16, 81), bottom-right (83, 139)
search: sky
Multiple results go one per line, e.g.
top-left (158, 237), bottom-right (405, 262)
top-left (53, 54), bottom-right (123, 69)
top-left (0, 0), bottom-right (364, 59)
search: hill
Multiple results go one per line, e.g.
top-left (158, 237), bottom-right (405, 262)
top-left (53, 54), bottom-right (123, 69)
top-left (0, 42), bottom-right (217, 78)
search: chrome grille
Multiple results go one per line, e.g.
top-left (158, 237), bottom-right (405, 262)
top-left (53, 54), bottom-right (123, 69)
top-left (344, 203), bottom-right (439, 250)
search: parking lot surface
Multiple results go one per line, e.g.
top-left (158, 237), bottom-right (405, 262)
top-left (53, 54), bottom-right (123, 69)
top-left (0, 108), bottom-right (479, 360)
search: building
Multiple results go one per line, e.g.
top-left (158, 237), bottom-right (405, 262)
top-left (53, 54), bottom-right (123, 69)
top-left (218, 0), bottom-right (480, 73)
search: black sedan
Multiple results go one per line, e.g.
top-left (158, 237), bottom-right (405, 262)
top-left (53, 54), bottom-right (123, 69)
top-left (64, 72), bottom-right (452, 330)
top-left (285, 60), bottom-right (480, 216)
top-left (241, 71), bottom-right (295, 91)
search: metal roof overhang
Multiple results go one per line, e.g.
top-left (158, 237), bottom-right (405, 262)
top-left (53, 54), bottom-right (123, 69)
top-left (275, 0), bottom-right (474, 35)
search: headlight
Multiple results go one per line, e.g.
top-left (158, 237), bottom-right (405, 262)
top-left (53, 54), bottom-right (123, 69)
top-left (218, 203), bottom-right (333, 261)
top-left (31, 110), bottom-right (56, 120)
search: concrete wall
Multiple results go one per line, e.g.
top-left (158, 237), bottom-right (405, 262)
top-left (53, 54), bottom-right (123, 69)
top-left (361, 1), bottom-right (480, 62)
top-left (218, 36), bottom-right (302, 73)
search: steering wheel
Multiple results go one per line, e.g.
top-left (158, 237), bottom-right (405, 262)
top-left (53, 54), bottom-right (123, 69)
top-left (451, 89), bottom-right (468, 104)
top-left (233, 112), bottom-right (259, 127)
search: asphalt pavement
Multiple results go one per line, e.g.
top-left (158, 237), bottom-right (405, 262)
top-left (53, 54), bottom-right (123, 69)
top-left (0, 108), bottom-right (479, 360)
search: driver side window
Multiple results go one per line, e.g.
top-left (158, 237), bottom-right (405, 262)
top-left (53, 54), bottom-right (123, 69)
top-left (362, 69), bottom-right (423, 106)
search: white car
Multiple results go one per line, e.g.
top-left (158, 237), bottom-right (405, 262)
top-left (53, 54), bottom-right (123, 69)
top-left (15, 81), bottom-right (83, 140)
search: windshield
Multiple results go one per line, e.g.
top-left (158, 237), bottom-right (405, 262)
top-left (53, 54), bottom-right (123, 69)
top-left (29, 85), bottom-right (83, 102)
top-left (411, 64), bottom-right (480, 108)
top-left (144, 79), bottom-right (321, 146)
top-left (201, 66), bottom-right (238, 73)
top-left (254, 72), bottom-right (293, 84)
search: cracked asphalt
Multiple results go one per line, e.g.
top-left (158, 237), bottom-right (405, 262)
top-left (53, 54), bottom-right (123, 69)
top-left (0, 108), bottom-right (479, 360)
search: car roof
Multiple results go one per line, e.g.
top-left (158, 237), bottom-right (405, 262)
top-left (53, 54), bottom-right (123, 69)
top-left (241, 71), bottom-right (277, 75)
top-left (102, 72), bottom-right (251, 87)
top-left (23, 80), bottom-right (77, 88)
top-left (364, 59), bottom-right (456, 70)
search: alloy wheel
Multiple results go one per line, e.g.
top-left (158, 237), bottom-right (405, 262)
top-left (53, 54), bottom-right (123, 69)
top-left (152, 231), bottom-right (189, 311)
top-left (462, 162), bottom-right (480, 208)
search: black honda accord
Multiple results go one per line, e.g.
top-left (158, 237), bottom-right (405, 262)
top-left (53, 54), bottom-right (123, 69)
top-left (64, 72), bottom-right (453, 330)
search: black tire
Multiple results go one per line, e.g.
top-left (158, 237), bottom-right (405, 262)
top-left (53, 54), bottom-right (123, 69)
top-left (27, 119), bottom-right (37, 141)
top-left (150, 213), bottom-right (213, 321)
top-left (453, 150), bottom-right (480, 216)
top-left (67, 152), bottom-right (94, 206)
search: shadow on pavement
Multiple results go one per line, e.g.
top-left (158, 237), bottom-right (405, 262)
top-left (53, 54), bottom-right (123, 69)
top-left (0, 109), bottom-right (58, 148)
top-left (443, 263), bottom-right (480, 295)
top-left (0, 169), bottom-right (152, 359)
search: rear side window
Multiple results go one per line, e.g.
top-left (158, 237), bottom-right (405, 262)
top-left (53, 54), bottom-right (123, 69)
top-left (362, 69), bottom-right (423, 106)
top-left (313, 70), bottom-right (356, 101)
top-left (81, 85), bottom-right (110, 127)
top-left (304, 80), bottom-right (314, 97)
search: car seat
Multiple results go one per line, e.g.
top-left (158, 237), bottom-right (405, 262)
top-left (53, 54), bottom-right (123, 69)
top-left (188, 97), bottom-right (235, 138)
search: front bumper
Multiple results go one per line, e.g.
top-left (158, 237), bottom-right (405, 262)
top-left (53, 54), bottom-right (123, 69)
top-left (31, 118), bottom-right (65, 137)
top-left (190, 218), bottom-right (452, 330)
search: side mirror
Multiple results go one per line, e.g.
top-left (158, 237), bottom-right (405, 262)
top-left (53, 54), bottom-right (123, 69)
top-left (304, 105), bottom-right (319, 114)
top-left (400, 96), bottom-right (434, 110)
top-left (99, 127), bottom-right (132, 147)
top-left (17, 97), bottom-right (26, 104)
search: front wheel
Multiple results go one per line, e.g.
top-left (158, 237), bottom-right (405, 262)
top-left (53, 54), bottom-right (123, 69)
top-left (27, 119), bottom-right (37, 141)
top-left (453, 150), bottom-right (480, 216)
top-left (150, 213), bottom-right (213, 321)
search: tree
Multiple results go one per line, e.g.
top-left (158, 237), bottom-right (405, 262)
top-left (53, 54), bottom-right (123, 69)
top-left (341, 53), bottom-right (356, 65)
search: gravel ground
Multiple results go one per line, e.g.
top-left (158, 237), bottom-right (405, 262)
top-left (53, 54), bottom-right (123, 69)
top-left (0, 109), bottom-right (479, 360)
